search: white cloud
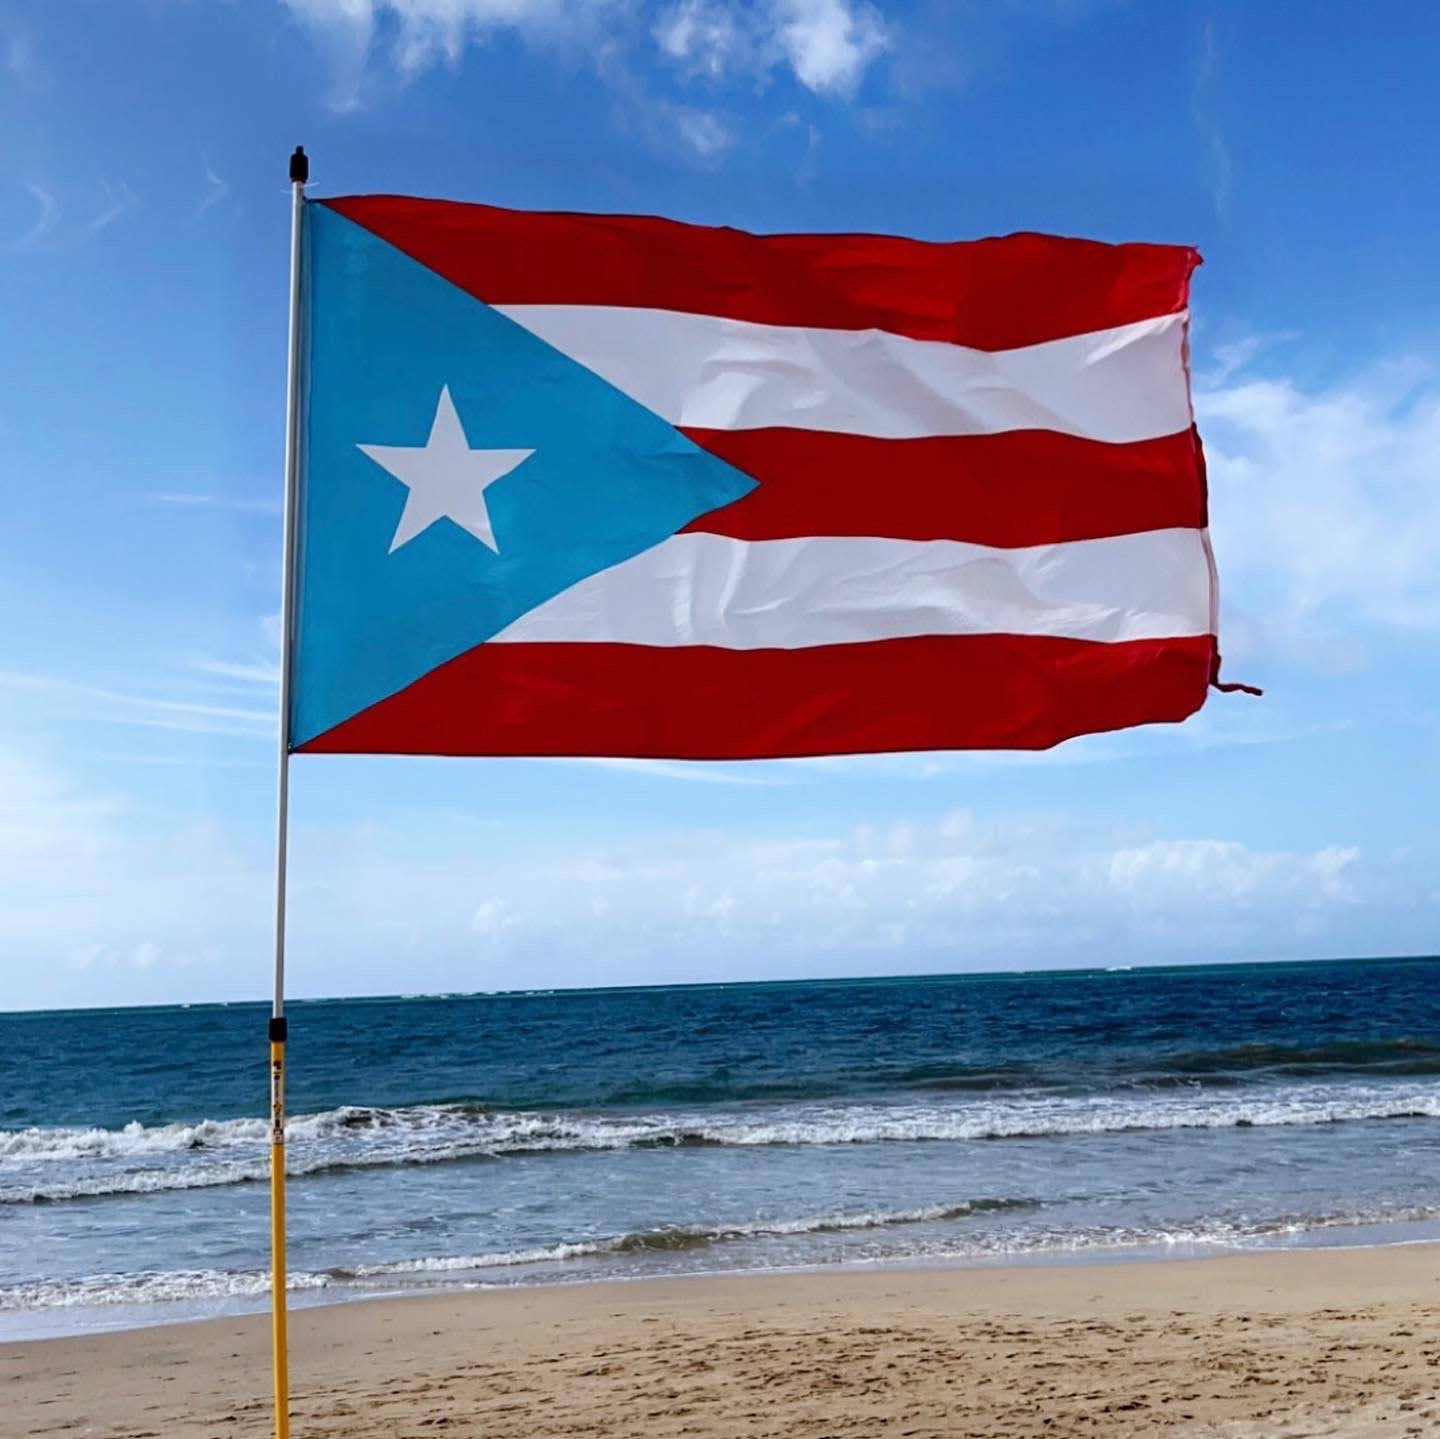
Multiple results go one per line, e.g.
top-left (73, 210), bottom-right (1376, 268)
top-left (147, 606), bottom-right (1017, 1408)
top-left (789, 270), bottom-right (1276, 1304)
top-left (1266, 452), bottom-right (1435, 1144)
top-left (282, 0), bottom-right (616, 106)
top-left (373, 0), bottom-right (584, 77)
top-left (284, 0), bottom-right (889, 112)
top-left (269, 808), bottom-right (1403, 991)
top-left (1199, 352), bottom-right (1440, 658)
top-left (653, 0), bottom-right (749, 80)
top-left (283, 0), bottom-right (377, 110)
top-left (471, 897), bottom-right (515, 941)
top-left (1105, 840), bottom-right (1360, 909)
top-left (772, 0), bottom-right (886, 97)
top-left (652, 0), bottom-right (888, 95)
top-left (65, 942), bottom-right (224, 974)
top-left (0, 716), bottom-right (1426, 1008)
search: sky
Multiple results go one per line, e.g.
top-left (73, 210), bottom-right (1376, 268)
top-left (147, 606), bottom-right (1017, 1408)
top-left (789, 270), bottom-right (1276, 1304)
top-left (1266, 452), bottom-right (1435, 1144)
top-left (2, 0), bottom-right (1438, 1011)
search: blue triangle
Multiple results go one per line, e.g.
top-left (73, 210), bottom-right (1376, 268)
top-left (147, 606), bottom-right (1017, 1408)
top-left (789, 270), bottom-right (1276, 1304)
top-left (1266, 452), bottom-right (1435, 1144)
top-left (292, 206), bottom-right (757, 748)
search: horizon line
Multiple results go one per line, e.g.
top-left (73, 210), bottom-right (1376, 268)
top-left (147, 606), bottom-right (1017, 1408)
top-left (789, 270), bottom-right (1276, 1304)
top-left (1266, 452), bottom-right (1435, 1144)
top-left (4, 951), bottom-right (1437, 1020)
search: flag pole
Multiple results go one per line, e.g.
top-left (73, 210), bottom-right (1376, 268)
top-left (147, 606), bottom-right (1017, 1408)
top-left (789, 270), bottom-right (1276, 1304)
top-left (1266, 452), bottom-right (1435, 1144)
top-left (270, 143), bottom-right (308, 1439)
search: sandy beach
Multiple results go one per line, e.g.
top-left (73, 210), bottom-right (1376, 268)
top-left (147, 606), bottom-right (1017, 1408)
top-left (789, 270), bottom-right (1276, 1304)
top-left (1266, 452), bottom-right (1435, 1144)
top-left (6, 1245), bottom-right (1439, 1439)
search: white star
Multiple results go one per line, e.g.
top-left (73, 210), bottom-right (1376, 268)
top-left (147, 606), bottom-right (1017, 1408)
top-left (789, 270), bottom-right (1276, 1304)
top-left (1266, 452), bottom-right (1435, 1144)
top-left (358, 386), bottom-right (534, 554)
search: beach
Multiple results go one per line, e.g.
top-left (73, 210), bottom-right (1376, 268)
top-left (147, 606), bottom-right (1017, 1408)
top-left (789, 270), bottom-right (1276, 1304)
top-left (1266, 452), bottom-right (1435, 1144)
top-left (7, 1245), bottom-right (1439, 1438)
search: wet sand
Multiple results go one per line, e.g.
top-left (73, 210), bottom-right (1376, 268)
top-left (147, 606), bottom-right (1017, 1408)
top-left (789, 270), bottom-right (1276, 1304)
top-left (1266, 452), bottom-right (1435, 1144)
top-left (6, 1245), bottom-right (1439, 1438)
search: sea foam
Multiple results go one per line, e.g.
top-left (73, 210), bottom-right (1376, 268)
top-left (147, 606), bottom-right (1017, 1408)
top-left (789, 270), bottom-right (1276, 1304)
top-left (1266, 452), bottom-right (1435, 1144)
top-left (6, 1083), bottom-right (1440, 1205)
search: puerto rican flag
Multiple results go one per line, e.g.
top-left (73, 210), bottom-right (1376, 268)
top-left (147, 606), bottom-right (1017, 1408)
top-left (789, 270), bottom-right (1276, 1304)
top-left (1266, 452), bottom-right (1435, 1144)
top-left (290, 196), bottom-right (1228, 759)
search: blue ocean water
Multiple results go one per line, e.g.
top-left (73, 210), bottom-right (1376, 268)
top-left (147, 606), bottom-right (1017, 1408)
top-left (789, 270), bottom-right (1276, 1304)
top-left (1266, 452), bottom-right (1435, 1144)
top-left (4, 957), bottom-right (1440, 1339)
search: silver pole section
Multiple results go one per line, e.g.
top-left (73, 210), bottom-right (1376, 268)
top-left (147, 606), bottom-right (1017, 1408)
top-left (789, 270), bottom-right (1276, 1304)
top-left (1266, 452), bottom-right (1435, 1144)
top-left (269, 144), bottom-right (308, 1439)
top-left (273, 148), bottom-right (308, 1023)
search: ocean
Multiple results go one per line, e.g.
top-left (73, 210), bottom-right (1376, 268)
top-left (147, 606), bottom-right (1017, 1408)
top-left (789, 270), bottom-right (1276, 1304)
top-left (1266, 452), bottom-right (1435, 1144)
top-left (4, 956), bottom-right (1440, 1340)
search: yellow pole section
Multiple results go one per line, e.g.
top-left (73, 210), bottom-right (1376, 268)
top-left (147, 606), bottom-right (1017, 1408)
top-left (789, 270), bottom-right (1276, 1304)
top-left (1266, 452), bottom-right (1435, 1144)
top-left (270, 1035), bottom-right (290, 1439)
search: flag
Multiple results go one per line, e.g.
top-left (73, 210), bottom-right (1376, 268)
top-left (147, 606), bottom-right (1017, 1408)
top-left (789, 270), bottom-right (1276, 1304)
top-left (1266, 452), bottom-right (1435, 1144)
top-left (290, 196), bottom-right (1223, 760)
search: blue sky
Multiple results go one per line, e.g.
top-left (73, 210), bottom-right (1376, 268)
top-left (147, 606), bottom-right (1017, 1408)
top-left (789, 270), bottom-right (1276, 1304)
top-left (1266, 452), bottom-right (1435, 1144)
top-left (2, 0), bottom-right (1438, 1010)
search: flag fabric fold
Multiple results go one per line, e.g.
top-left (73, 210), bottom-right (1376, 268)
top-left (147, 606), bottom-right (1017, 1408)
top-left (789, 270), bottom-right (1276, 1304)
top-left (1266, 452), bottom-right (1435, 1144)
top-left (291, 196), bottom-right (1222, 759)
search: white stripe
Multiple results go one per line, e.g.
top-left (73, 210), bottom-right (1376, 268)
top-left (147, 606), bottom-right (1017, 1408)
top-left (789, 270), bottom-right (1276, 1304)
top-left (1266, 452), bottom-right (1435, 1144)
top-left (492, 530), bottom-right (1214, 650)
top-left (493, 305), bottom-right (1193, 444)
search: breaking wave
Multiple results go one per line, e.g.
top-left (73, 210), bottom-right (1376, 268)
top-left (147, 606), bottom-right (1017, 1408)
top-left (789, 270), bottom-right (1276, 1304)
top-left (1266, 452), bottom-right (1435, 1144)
top-left (6, 1196), bottom-right (1436, 1313)
top-left (0, 1199), bottom-right (1024, 1309)
top-left (7, 1084), bottom-right (1440, 1205)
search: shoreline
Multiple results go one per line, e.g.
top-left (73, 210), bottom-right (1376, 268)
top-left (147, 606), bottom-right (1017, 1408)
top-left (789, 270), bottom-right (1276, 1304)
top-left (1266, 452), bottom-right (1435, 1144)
top-left (10, 1215), bottom-right (1440, 1346)
top-left (9, 1217), bottom-right (1440, 1345)
top-left (7, 1244), bottom-right (1439, 1436)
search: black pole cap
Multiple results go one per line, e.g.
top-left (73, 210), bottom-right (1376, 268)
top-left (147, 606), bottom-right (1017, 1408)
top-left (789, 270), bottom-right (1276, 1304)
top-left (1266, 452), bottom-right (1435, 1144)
top-left (289, 146), bottom-right (309, 185)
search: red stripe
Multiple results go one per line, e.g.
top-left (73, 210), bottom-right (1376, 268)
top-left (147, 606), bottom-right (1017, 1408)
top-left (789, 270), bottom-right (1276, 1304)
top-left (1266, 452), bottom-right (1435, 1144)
top-left (296, 635), bottom-right (1215, 760)
top-left (322, 196), bottom-right (1199, 351)
top-left (679, 427), bottom-right (1207, 545)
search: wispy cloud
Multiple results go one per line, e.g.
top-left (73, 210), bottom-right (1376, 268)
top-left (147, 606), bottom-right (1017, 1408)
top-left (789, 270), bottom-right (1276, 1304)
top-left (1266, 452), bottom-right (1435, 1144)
top-left (87, 179), bottom-right (140, 236)
top-left (775, 705), bottom-right (1348, 780)
top-left (146, 490), bottom-right (281, 514)
top-left (0, 738), bottom-right (267, 1007)
top-left (553, 756), bottom-right (790, 787)
top-left (282, 0), bottom-right (592, 110)
top-left (193, 659), bottom-right (280, 686)
top-left (78, 751), bottom-right (271, 770)
top-left (761, 110), bottom-right (825, 185)
top-left (0, 671), bottom-right (273, 738)
top-left (663, 100), bottom-right (734, 159)
top-left (194, 158), bottom-right (230, 221)
top-left (653, 0), bottom-right (748, 81)
top-left (1197, 335), bottom-right (1268, 389)
top-left (18, 183), bottom-right (59, 247)
top-left (3, 18), bottom-right (39, 89)
top-left (1192, 18), bottom-right (1231, 219)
